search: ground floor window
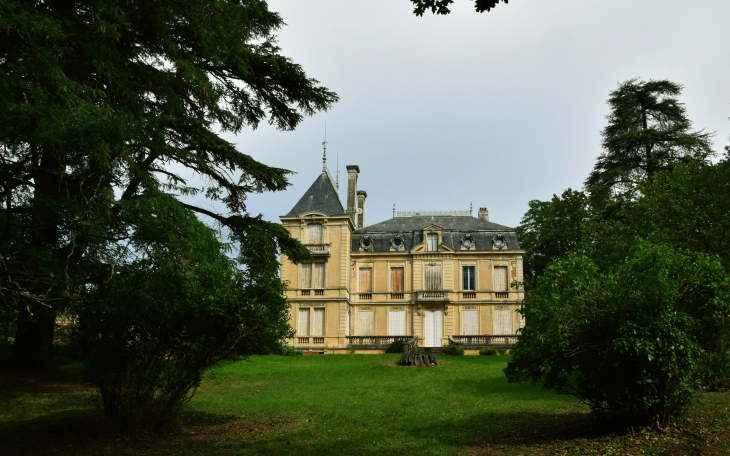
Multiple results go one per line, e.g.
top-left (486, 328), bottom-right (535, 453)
top-left (299, 307), bottom-right (325, 336)
top-left (357, 309), bottom-right (374, 335)
top-left (494, 308), bottom-right (512, 335)
top-left (461, 309), bottom-right (479, 335)
top-left (388, 310), bottom-right (406, 335)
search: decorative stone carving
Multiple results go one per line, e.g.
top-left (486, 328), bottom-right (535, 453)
top-left (492, 233), bottom-right (507, 250)
top-left (460, 233), bottom-right (476, 250)
top-left (359, 235), bottom-right (374, 252)
top-left (389, 234), bottom-right (406, 251)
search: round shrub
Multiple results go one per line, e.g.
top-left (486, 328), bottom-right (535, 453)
top-left (479, 347), bottom-right (498, 356)
top-left (443, 343), bottom-right (465, 356)
top-left (505, 242), bottom-right (730, 426)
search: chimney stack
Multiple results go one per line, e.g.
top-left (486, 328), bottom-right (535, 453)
top-left (478, 207), bottom-right (489, 221)
top-left (357, 190), bottom-right (367, 228)
top-left (346, 165), bottom-right (360, 225)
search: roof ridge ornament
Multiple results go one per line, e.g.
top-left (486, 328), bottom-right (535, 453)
top-left (394, 210), bottom-right (470, 217)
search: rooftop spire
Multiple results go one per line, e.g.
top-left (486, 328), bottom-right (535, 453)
top-left (322, 122), bottom-right (328, 172)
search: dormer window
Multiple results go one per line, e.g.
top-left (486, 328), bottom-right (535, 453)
top-left (427, 233), bottom-right (438, 252)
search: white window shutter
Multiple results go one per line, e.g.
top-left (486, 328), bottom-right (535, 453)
top-left (494, 309), bottom-right (512, 335)
top-left (388, 310), bottom-right (406, 336)
top-left (307, 224), bottom-right (322, 244)
top-left (357, 310), bottom-right (374, 336)
top-left (298, 308), bottom-right (310, 336)
top-left (494, 266), bottom-right (508, 292)
top-left (313, 308), bottom-right (325, 336)
top-left (461, 310), bottom-right (479, 335)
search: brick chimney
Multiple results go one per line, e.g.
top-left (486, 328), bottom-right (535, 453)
top-left (357, 190), bottom-right (367, 228)
top-left (346, 165), bottom-right (360, 225)
top-left (478, 207), bottom-right (489, 221)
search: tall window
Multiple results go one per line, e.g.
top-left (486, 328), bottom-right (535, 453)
top-left (461, 310), bottom-right (479, 335)
top-left (302, 263), bottom-right (325, 288)
top-left (301, 263), bottom-right (312, 288)
top-left (298, 308), bottom-right (310, 335)
top-left (391, 267), bottom-right (404, 292)
top-left (494, 266), bottom-right (508, 292)
top-left (357, 309), bottom-right (374, 335)
top-left (306, 224), bottom-right (323, 244)
top-left (359, 268), bottom-right (373, 293)
top-left (425, 264), bottom-right (442, 291)
top-left (389, 310), bottom-right (406, 335)
top-left (299, 307), bottom-right (325, 335)
top-left (427, 233), bottom-right (438, 251)
top-left (462, 266), bottom-right (475, 291)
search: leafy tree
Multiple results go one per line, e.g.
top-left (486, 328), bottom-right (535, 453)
top-left (585, 79), bottom-right (713, 201)
top-left (0, 0), bottom-right (333, 368)
top-left (411, 0), bottom-right (508, 15)
top-left (516, 188), bottom-right (590, 289)
top-left (505, 242), bottom-right (730, 426)
top-left (75, 198), bottom-right (291, 432)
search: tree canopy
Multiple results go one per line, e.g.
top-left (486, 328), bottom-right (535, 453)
top-left (585, 79), bottom-right (713, 200)
top-left (0, 0), bottom-right (335, 368)
top-left (410, 0), bottom-right (509, 16)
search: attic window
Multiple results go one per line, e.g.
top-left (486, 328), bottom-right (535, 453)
top-left (427, 233), bottom-right (438, 252)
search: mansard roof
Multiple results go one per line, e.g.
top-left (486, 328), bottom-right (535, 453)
top-left (351, 215), bottom-right (520, 252)
top-left (285, 169), bottom-right (347, 217)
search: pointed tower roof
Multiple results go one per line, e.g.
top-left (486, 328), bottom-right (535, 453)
top-left (285, 169), bottom-right (346, 217)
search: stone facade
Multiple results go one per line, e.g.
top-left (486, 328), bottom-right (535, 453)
top-left (279, 165), bottom-right (525, 354)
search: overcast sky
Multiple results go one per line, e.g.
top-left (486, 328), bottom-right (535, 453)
top-left (214, 0), bottom-right (730, 230)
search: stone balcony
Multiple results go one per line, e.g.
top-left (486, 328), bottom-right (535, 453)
top-left (304, 244), bottom-right (330, 256)
top-left (416, 290), bottom-right (450, 302)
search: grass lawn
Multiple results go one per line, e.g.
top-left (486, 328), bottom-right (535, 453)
top-left (2, 354), bottom-right (730, 455)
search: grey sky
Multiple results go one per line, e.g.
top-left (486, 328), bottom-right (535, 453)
top-left (215, 0), bottom-right (730, 230)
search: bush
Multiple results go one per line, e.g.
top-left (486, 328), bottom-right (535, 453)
top-left (279, 345), bottom-right (302, 356)
top-left (480, 347), bottom-right (498, 356)
top-left (385, 339), bottom-right (406, 354)
top-left (75, 203), bottom-right (295, 432)
top-left (505, 242), bottom-right (730, 426)
top-left (443, 343), bottom-right (465, 356)
top-left (497, 348), bottom-right (507, 355)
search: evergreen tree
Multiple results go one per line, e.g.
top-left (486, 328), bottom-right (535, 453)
top-left (0, 0), bottom-right (335, 368)
top-left (585, 79), bottom-right (713, 200)
top-left (411, 0), bottom-right (508, 16)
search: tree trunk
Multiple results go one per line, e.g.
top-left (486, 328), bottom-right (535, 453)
top-left (10, 306), bottom-right (57, 370)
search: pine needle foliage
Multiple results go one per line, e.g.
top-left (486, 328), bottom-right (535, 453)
top-left (0, 0), bottom-right (334, 367)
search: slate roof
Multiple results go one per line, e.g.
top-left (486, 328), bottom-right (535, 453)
top-left (351, 215), bottom-right (520, 252)
top-left (285, 169), bottom-right (347, 217)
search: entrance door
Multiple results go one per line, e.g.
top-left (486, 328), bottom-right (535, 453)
top-left (424, 309), bottom-right (443, 347)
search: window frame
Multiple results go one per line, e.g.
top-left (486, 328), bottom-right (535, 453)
top-left (462, 266), bottom-right (476, 291)
top-left (426, 233), bottom-right (438, 252)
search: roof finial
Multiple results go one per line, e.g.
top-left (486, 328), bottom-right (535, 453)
top-left (336, 150), bottom-right (340, 193)
top-left (470, 202), bottom-right (473, 216)
top-left (322, 122), bottom-right (328, 172)
top-left (393, 203), bottom-right (396, 217)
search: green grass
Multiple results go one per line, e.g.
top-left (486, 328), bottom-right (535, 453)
top-left (191, 354), bottom-right (581, 454)
top-left (2, 354), bottom-right (729, 456)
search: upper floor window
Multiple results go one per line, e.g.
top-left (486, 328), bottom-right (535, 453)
top-left (391, 267), bottom-right (404, 292)
top-left (427, 233), bottom-right (438, 252)
top-left (359, 268), bottom-right (373, 293)
top-left (425, 264), bottom-right (442, 291)
top-left (306, 224), bottom-right (323, 244)
top-left (494, 266), bottom-right (509, 292)
top-left (463, 266), bottom-right (475, 291)
top-left (302, 263), bottom-right (325, 288)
